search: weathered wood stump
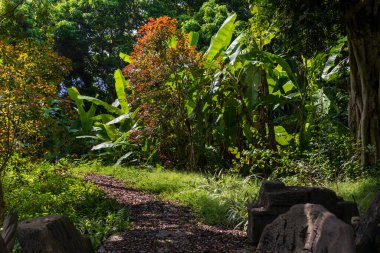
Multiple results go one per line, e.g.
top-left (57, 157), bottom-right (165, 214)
top-left (247, 181), bottom-right (359, 245)
top-left (17, 215), bottom-right (94, 253)
top-left (255, 203), bottom-right (355, 253)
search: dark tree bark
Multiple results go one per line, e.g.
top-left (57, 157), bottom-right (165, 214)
top-left (0, 180), bottom-right (5, 224)
top-left (256, 72), bottom-right (277, 152)
top-left (346, 0), bottom-right (380, 166)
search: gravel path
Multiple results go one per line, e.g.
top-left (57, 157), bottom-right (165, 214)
top-left (84, 174), bottom-right (254, 253)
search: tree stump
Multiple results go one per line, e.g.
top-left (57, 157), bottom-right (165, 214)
top-left (17, 215), bottom-right (94, 253)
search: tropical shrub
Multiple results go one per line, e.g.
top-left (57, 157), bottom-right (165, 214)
top-left (68, 69), bottom-right (140, 165)
top-left (123, 16), bottom-right (203, 168)
top-left (42, 97), bottom-right (86, 161)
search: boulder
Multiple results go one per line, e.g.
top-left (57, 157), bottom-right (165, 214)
top-left (0, 213), bottom-right (18, 253)
top-left (355, 192), bottom-right (380, 253)
top-left (17, 215), bottom-right (94, 253)
top-left (247, 181), bottom-right (359, 245)
top-left (255, 203), bottom-right (355, 253)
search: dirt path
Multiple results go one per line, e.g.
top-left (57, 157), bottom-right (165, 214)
top-left (84, 174), bottom-right (254, 253)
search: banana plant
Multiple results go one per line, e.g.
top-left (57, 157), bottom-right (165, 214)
top-left (68, 87), bottom-right (96, 134)
top-left (68, 69), bottom-right (139, 165)
top-left (201, 13), bottom-right (301, 150)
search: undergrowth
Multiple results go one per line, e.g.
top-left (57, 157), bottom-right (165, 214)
top-left (4, 156), bottom-right (130, 249)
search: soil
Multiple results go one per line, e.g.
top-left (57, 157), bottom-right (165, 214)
top-left (84, 174), bottom-right (255, 253)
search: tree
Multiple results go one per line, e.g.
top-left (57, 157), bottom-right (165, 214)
top-left (217, 0), bottom-right (250, 21)
top-left (51, 0), bottom-right (142, 98)
top-left (181, 0), bottom-right (230, 51)
top-left (0, 0), bottom-right (52, 41)
top-left (0, 39), bottom-right (70, 219)
top-left (123, 16), bottom-right (202, 168)
top-left (266, 0), bottom-right (380, 166)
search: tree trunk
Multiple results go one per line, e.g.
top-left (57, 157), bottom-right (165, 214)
top-left (255, 72), bottom-right (277, 152)
top-left (0, 180), bottom-right (5, 223)
top-left (346, 1), bottom-right (380, 166)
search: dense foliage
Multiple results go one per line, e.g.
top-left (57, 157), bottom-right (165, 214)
top-left (0, 39), bottom-right (70, 219)
top-left (1, 1), bottom-right (380, 248)
top-left (64, 9), bottom-right (366, 179)
top-left (5, 157), bottom-right (129, 249)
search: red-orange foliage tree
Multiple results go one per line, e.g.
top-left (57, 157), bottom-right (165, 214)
top-left (123, 16), bottom-right (202, 168)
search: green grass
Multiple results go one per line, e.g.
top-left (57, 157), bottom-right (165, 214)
top-left (72, 161), bottom-right (380, 228)
top-left (326, 178), bottom-right (380, 213)
top-left (4, 157), bottom-right (130, 249)
top-left (71, 162), bottom-right (261, 228)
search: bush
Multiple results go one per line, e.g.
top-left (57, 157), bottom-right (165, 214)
top-left (4, 157), bottom-right (130, 249)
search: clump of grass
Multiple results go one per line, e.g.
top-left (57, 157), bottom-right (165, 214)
top-left (280, 175), bottom-right (380, 214)
top-left (4, 157), bottom-right (130, 249)
top-left (326, 178), bottom-right (380, 213)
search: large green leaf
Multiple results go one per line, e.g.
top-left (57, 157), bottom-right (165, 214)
top-left (188, 31), bottom-right (199, 47)
top-left (225, 33), bottom-right (244, 64)
top-left (274, 126), bottom-right (293, 146)
top-left (282, 81), bottom-right (295, 93)
top-left (106, 113), bottom-right (131, 125)
top-left (92, 141), bottom-right (114, 150)
top-left (115, 152), bottom-right (133, 166)
top-left (114, 69), bottom-right (130, 113)
top-left (241, 63), bottom-right (261, 108)
top-left (78, 95), bottom-right (122, 115)
top-left (119, 52), bottom-right (132, 63)
top-left (92, 114), bottom-right (115, 123)
top-left (322, 37), bottom-right (346, 82)
top-left (68, 87), bottom-right (94, 133)
top-left (314, 88), bottom-right (331, 115)
top-left (204, 13), bottom-right (237, 61)
top-left (239, 51), bottom-right (300, 90)
top-left (103, 124), bottom-right (118, 141)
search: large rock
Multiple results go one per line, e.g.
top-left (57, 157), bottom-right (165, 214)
top-left (247, 181), bottom-right (359, 245)
top-left (355, 192), bottom-right (380, 253)
top-left (0, 213), bottom-right (18, 253)
top-left (17, 215), bottom-right (94, 253)
top-left (256, 203), bottom-right (355, 253)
